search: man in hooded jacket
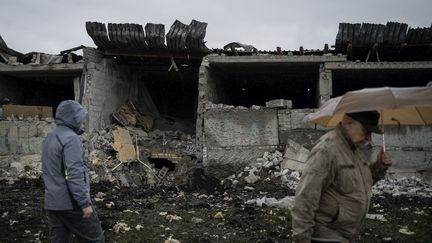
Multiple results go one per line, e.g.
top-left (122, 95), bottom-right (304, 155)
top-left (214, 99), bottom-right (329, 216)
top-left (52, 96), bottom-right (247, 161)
top-left (42, 100), bottom-right (104, 242)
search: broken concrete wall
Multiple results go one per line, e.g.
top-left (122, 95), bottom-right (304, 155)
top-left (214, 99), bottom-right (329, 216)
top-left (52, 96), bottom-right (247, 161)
top-left (0, 120), bottom-right (54, 156)
top-left (370, 126), bottom-right (432, 173)
top-left (197, 55), bottom-right (431, 178)
top-left (204, 108), bottom-right (278, 147)
top-left (0, 120), bottom-right (55, 180)
top-left (202, 107), bottom-right (279, 166)
top-left (82, 48), bottom-right (134, 132)
top-left (277, 108), bottom-right (319, 146)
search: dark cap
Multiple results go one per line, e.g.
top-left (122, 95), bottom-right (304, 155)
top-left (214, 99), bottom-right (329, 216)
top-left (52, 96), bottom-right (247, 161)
top-left (346, 110), bottom-right (383, 134)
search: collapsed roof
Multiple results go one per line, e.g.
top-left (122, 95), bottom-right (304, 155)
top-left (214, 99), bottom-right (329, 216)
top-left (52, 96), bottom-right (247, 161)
top-left (0, 34), bottom-right (83, 65)
top-left (335, 22), bottom-right (432, 61)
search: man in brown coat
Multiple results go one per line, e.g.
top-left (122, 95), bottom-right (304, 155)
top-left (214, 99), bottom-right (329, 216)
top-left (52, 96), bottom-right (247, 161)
top-left (291, 111), bottom-right (392, 243)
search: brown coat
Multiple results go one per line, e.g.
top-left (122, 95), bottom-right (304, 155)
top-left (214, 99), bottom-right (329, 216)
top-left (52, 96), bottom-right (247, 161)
top-left (291, 125), bottom-right (386, 243)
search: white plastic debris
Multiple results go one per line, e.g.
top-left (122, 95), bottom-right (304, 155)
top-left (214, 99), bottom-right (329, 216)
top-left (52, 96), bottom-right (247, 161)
top-left (372, 176), bottom-right (432, 198)
top-left (9, 220), bottom-right (18, 226)
top-left (414, 210), bottom-right (427, 215)
top-left (94, 192), bottom-right (106, 202)
top-left (246, 196), bottom-right (295, 209)
top-left (398, 227), bottom-right (415, 235)
top-left (366, 214), bottom-right (388, 222)
top-left (105, 201), bottom-right (115, 208)
top-left (164, 236), bottom-right (181, 243)
top-left (191, 217), bottom-right (204, 224)
top-left (214, 212), bottom-right (224, 219)
top-left (113, 222), bottom-right (131, 233)
top-left (166, 214), bottom-right (182, 222)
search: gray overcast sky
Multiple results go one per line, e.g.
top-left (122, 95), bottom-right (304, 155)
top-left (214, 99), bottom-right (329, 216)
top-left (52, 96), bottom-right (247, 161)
top-left (0, 0), bottom-right (431, 54)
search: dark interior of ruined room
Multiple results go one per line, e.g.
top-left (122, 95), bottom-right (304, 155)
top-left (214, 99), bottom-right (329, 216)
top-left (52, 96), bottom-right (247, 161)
top-left (332, 69), bottom-right (432, 97)
top-left (148, 158), bottom-right (176, 171)
top-left (0, 75), bottom-right (74, 115)
top-left (207, 62), bottom-right (320, 109)
top-left (139, 70), bottom-right (198, 133)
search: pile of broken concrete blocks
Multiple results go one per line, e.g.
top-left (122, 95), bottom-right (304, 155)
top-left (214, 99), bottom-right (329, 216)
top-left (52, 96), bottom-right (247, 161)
top-left (372, 176), bottom-right (432, 198)
top-left (223, 150), bottom-right (301, 190)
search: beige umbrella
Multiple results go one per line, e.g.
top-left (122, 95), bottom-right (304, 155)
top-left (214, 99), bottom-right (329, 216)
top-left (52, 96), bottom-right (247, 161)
top-left (308, 86), bottom-right (432, 150)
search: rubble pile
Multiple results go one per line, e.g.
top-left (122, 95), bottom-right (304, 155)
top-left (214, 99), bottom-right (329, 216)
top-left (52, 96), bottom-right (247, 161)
top-left (222, 150), bottom-right (301, 194)
top-left (0, 154), bottom-right (42, 184)
top-left (87, 125), bottom-right (196, 187)
top-left (372, 176), bottom-right (432, 197)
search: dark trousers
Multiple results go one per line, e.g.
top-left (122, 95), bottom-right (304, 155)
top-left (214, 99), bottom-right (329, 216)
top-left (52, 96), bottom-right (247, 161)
top-left (47, 209), bottom-right (104, 243)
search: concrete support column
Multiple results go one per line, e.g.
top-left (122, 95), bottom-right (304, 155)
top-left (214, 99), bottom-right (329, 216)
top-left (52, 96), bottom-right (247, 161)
top-left (195, 60), bottom-right (210, 164)
top-left (73, 76), bottom-right (81, 101)
top-left (318, 69), bottom-right (332, 107)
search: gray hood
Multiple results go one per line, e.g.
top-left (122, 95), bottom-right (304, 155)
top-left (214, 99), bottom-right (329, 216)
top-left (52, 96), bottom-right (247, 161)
top-left (55, 100), bottom-right (87, 134)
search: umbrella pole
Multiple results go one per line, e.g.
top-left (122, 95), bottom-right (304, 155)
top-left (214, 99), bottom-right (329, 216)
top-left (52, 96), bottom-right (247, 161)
top-left (381, 110), bottom-right (386, 152)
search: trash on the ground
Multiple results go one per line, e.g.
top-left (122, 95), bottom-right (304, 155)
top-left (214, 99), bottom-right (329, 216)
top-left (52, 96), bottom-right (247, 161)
top-left (214, 212), bottom-right (224, 219)
top-left (191, 217), bottom-right (204, 224)
top-left (398, 227), bottom-right (415, 235)
top-left (366, 214), bottom-right (388, 222)
top-left (246, 195), bottom-right (295, 209)
top-left (166, 214), bottom-right (182, 222)
top-left (112, 222), bottom-right (131, 233)
top-left (106, 201), bottom-right (115, 208)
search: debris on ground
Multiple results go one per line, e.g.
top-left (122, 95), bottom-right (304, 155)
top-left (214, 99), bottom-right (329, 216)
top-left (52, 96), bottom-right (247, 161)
top-left (112, 222), bottom-right (131, 234)
top-left (1, 166), bottom-right (431, 242)
top-left (0, 113), bottom-right (431, 242)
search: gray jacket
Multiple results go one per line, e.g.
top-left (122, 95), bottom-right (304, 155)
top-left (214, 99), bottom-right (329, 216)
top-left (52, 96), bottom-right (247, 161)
top-left (42, 100), bottom-right (91, 210)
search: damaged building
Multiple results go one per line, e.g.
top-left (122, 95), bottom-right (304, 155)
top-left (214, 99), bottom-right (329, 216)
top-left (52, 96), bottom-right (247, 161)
top-left (196, 22), bottom-right (432, 181)
top-left (0, 20), bottom-right (432, 185)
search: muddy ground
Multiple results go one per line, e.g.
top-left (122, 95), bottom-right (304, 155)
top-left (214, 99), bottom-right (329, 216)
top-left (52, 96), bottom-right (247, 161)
top-left (1, 171), bottom-right (431, 243)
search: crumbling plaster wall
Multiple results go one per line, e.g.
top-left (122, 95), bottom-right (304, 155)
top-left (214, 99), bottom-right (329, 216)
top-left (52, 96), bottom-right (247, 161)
top-left (204, 108), bottom-right (278, 147)
top-left (278, 108), bottom-right (317, 145)
top-left (82, 48), bottom-right (135, 132)
top-left (370, 126), bottom-right (432, 174)
top-left (203, 107), bottom-right (279, 166)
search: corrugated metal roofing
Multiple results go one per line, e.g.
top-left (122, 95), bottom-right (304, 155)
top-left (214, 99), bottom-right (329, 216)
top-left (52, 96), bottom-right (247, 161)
top-left (86, 19), bottom-right (209, 52)
top-left (335, 22), bottom-right (432, 61)
top-left (336, 21), bottom-right (432, 48)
